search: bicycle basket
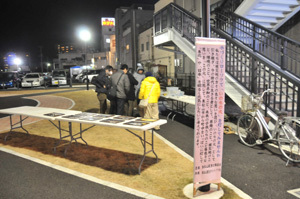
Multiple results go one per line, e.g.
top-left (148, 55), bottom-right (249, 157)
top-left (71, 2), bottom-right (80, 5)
top-left (241, 95), bottom-right (255, 112)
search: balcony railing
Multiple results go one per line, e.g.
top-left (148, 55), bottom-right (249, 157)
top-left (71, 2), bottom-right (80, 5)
top-left (154, 3), bottom-right (201, 44)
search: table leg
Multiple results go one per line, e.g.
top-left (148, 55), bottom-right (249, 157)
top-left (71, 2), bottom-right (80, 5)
top-left (138, 131), bottom-right (146, 174)
top-left (53, 121), bottom-right (62, 153)
top-left (138, 129), bottom-right (158, 174)
top-left (5, 115), bottom-right (29, 141)
top-left (151, 129), bottom-right (158, 162)
top-left (64, 122), bottom-right (73, 156)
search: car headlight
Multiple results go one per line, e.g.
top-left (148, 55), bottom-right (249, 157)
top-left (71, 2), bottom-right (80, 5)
top-left (34, 79), bottom-right (39, 82)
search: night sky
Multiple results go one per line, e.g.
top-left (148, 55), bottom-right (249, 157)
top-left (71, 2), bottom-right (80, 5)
top-left (0, 0), bottom-right (158, 67)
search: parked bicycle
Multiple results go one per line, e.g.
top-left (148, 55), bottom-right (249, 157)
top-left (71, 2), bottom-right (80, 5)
top-left (237, 89), bottom-right (300, 164)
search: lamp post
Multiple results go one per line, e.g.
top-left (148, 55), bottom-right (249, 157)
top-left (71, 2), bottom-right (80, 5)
top-left (79, 29), bottom-right (91, 90)
top-left (13, 57), bottom-right (22, 89)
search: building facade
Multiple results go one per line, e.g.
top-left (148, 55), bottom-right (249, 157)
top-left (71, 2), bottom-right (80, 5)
top-left (115, 4), bottom-right (155, 70)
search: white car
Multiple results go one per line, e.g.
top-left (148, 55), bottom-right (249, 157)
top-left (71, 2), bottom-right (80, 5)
top-left (51, 70), bottom-right (67, 86)
top-left (76, 69), bottom-right (101, 83)
top-left (21, 73), bottom-right (44, 87)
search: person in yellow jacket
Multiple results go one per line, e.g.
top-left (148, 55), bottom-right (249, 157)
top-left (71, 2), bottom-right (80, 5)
top-left (138, 71), bottom-right (161, 130)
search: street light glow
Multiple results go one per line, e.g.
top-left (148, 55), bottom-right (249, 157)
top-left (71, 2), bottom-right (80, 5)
top-left (14, 57), bottom-right (22, 65)
top-left (79, 29), bottom-right (91, 41)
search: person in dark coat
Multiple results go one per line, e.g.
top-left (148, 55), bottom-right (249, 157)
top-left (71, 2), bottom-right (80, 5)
top-left (124, 71), bottom-right (138, 116)
top-left (94, 65), bottom-right (113, 113)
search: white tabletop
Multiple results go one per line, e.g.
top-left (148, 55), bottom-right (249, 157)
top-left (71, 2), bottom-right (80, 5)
top-left (0, 106), bottom-right (167, 131)
top-left (0, 106), bottom-right (82, 120)
top-left (162, 95), bottom-right (195, 105)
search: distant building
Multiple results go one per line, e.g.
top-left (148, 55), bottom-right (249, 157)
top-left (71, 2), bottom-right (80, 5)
top-left (100, 17), bottom-right (115, 52)
top-left (57, 44), bottom-right (76, 54)
top-left (115, 4), bottom-right (155, 70)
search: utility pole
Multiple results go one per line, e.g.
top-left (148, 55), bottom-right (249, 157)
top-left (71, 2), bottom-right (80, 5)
top-left (202, 0), bottom-right (210, 38)
top-left (39, 46), bottom-right (43, 73)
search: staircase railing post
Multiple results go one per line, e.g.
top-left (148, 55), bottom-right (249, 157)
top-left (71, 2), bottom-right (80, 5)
top-left (181, 12), bottom-right (184, 36)
top-left (297, 88), bottom-right (300, 117)
top-left (252, 24), bottom-right (256, 52)
top-left (167, 5), bottom-right (172, 28)
top-left (231, 14), bottom-right (235, 38)
top-left (251, 56), bottom-right (258, 94)
top-left (281, 39), bottom-right (287, 70)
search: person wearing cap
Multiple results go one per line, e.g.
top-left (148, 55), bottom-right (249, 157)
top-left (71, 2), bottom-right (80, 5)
top-left (133, 63), bottom-right (145, 116)
top-left (110, 64), bottom-right (130, 115)
top-left (94, 65), bottom-right (113, 114)
top-left (139, 71), bottom-right (161, 130)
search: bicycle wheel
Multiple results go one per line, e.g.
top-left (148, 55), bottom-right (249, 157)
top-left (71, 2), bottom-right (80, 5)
top-left (237, 114), bottom-right (261, 147)
top-left (277, 130), bottom-right (300, 163)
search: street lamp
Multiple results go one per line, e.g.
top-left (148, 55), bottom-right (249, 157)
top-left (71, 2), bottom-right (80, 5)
top-left (46, 63), bottom-right (51, 72)
top-left (78, 28), bottom-right (91, 90)
top-left (14, 57), bottom-right (22, 71)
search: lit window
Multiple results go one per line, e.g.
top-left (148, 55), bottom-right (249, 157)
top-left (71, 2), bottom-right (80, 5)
top-left (126, 44), bottom-right (130, 50)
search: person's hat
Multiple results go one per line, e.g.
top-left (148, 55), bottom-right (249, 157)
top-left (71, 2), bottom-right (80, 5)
top-left (145, 71), bottom-right (153, 77)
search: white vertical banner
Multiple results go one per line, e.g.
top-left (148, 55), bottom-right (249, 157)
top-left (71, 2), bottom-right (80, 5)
top-left (193, 37), bottom-right (226, 194)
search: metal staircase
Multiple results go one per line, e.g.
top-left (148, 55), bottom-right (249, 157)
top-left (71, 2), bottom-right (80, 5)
top-left (235, 0), bottom-right (300, 31)
top-left (153, 2), bottom-right (300, 117)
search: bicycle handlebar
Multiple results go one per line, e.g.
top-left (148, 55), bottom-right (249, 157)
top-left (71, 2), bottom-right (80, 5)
top-left (251, 89), bottom-right (276, 107)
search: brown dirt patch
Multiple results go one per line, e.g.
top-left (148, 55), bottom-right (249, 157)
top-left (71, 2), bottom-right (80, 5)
top-left (0, 131), bottom-right (158, 175)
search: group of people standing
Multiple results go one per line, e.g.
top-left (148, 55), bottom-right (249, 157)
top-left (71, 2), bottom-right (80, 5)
top-left (94, 64), bottom-right (160, 130)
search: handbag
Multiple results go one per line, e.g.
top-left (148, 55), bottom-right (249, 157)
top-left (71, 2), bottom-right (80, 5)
top-left (107, 73), bottom-right (123, 100)
top-left (139, 83), bottom-right (155, 108)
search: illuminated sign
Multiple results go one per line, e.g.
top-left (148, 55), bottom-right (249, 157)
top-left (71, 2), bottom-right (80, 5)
top-left (101, 17), bottom-right (115, 26)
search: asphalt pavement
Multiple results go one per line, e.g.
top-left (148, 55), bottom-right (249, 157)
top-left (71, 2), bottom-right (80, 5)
top-left (0, 150), bottom-right (144, 199)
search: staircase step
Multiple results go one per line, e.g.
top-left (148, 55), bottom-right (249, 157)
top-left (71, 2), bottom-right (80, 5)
top-left (246, 15), bottom-right (278, 23)
top-left (255, 3), bottom-right (292, 12)
top-left (261, 0), bottom-right (300, 6)
top-left (248, 10), bottom-right (285, 18)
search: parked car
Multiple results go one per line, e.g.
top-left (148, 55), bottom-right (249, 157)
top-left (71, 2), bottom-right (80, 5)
top-left (0, 71), bottom-right (22, 89)
top-left (51, 70), bottom-right (67, 86)
top-left (76, 69), bottom-right (102, 83)
top-left (21, 73), bottom-right (44, 87)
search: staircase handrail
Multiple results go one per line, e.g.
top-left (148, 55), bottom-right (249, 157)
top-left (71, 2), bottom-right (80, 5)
top-left (153, 2), bottom-right (300, 116)
top-left (215, 10), bottom-right (300, 78)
